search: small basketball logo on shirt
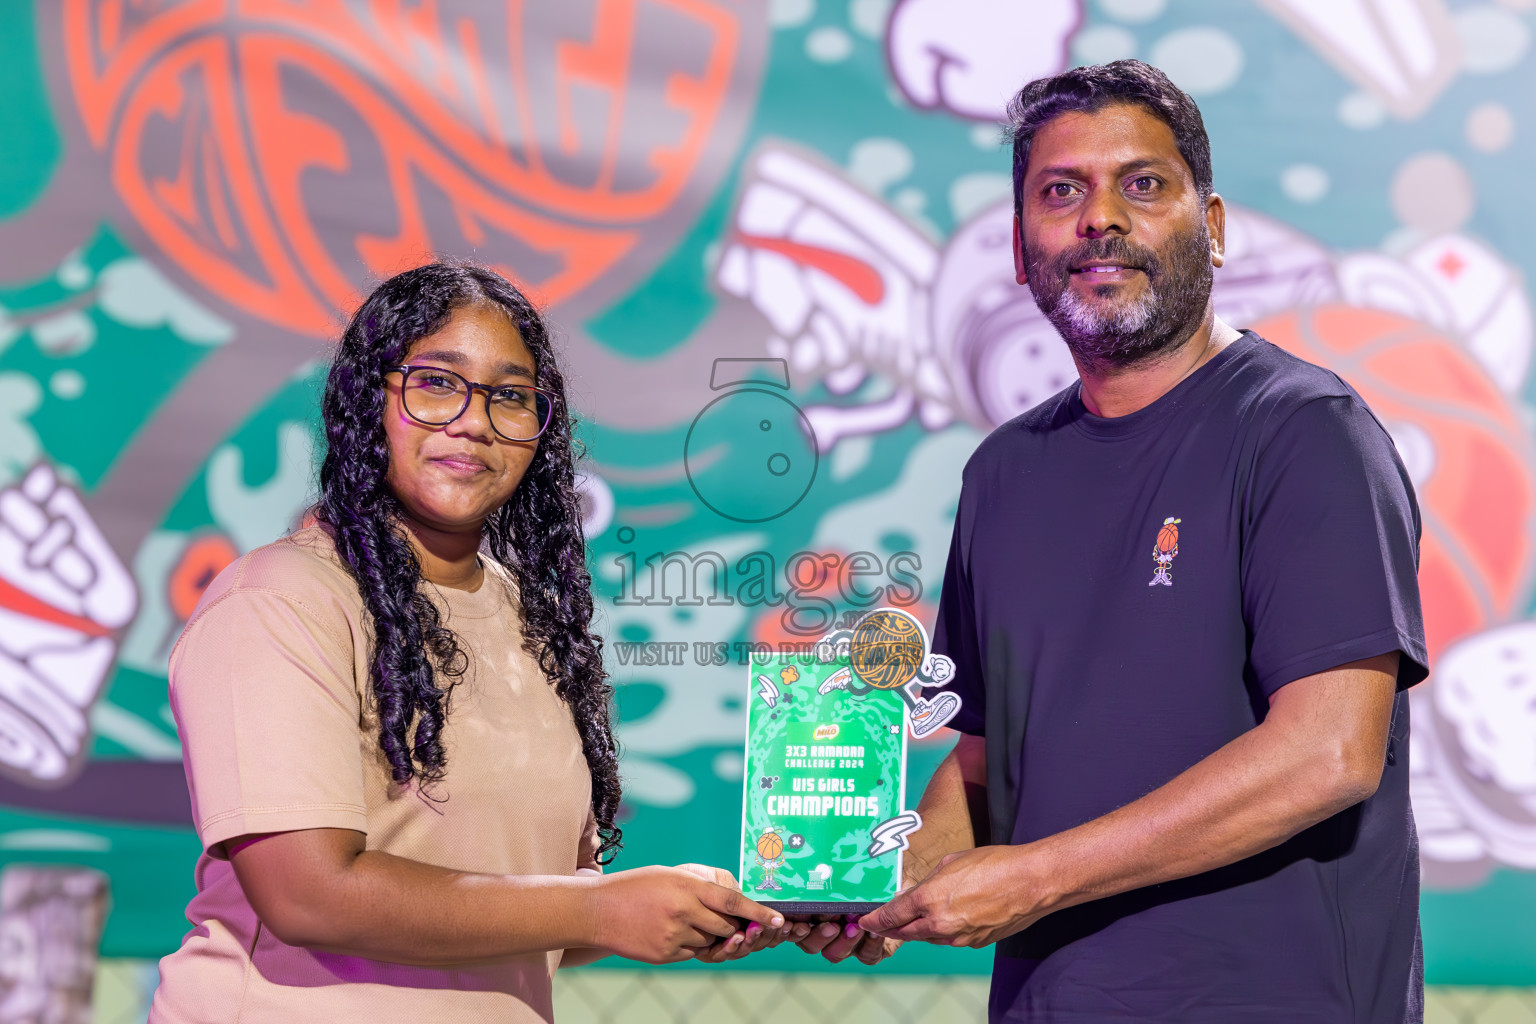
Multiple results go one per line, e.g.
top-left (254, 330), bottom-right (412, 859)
top-left (1150, 517), bottom-right (1181, 587)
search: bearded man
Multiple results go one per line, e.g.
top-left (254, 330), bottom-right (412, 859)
top-left (799, 60), bottom-right (1428, 1023)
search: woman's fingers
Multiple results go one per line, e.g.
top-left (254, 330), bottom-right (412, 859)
top-left (695, 880), bottom-right (784, 932)
top-left (687, 904), bottom-right (744, 940)
top-left (797, 920), bottom-right (843, 954)
top-left (819, 920), bottom-right (868, 962)
top-left (676, 863), bottom-right (738, 887)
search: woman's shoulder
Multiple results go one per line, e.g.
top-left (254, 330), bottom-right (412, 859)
top-left (185, 525), bottom-right (363, 636)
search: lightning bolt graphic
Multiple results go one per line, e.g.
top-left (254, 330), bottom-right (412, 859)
top-left (868, 810), bottom-right (923, 857)
top-left (756, 673), bottom-right (780, 708)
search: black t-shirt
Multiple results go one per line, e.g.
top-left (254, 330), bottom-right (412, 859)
top-left (933, 332), bottom-right (1429, 1024)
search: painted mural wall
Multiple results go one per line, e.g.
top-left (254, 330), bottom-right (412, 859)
top-left (0, 0), bottom-right (1533, 983)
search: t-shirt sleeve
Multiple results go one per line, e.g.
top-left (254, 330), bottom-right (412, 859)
top-left (1243, 394), bottom-right (1429, 697)
top-left (930, 487), bottom-right (986, 735)
top-left (169, 587), bottom-right (369, 856)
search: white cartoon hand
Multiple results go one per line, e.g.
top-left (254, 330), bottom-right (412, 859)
top-left (0, 464), bottom-right (137, 783)
top-left (716, 147), bottom-right (939, 388)
top-left (887, 0), bottom-right (1081, 121)
top-left (0, 463), bottom-right (136, 629)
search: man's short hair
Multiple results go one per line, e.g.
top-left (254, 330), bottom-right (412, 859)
top-left (1006, 60), bottom-right (1213, 223)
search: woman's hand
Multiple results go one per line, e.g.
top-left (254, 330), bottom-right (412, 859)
top-left (590, 864), bottom-right (784, 964)
top-left (681, 865), bottom-right (813, 963)
top-left (796, 914), bottom-right (902, 965)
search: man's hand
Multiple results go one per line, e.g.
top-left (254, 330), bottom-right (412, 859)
top-left (859, 846), bottom-right (1051, 947)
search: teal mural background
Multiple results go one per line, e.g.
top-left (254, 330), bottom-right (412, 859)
top-left (1, 0), bottom-right (1534, 986)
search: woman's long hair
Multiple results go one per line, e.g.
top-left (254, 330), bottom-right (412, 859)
top-left (316, 261), bottom-right (621, 862)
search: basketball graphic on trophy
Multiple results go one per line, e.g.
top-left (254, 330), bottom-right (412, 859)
top-left (841, 608), bottom-right (960, 739)
top-left (754, 827), bottom-right (786, 891)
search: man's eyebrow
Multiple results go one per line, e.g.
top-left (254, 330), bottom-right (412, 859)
top-left (1030, 157), bottom-right (1178, 181)
top-left (410, 349), bottom-right (536, 380)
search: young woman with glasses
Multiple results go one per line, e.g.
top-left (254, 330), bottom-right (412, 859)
top-left (150, 262), bottom-right (789, 1023)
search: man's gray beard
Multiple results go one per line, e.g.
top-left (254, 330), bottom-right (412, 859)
top-left (1052, 282), bottom-right (1158, 357)
top-left (1028, 224), bottom-right (1215, 369)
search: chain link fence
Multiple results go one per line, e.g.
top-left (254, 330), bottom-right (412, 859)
top-left (89, 961), bottom-right (1536, 1024)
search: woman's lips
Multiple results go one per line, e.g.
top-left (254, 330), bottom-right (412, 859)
top-left (429, 455), bottom-right (489, 475)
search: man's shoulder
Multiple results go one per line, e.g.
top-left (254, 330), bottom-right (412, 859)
top-left (963, 383), bottom-right (1078, 476)
top-left (1226, 332), bottom-right (1361, 420)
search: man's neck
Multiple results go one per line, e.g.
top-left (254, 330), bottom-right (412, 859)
top-left (1075, 309), bottom-right (1242, 418)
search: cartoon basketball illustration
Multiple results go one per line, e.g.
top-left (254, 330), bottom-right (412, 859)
top-left (1256, 306), bottom-right (1536, 658)
top-left (754, 827), bottom-right (785, 891)
top-left (1150, 517), bottom-right (1181, 588)
top-left (842, 608), bottom-right (962, 737)
top-left (850, 609), bottom-right (927, 690)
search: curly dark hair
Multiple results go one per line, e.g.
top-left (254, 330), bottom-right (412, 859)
top-left (1007, 59), bottom-right (1214, 224)
top-left (315, 260), bottom-right (622, 862)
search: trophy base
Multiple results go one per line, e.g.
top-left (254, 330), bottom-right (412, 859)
top-left (760, 900), bottom-right (883, 915)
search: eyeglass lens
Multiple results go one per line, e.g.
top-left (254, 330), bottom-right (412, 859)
top-left (401, 367), bottom-right (551, 441)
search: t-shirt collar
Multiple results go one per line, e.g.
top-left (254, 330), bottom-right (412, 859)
top-left (1067, 330), bottom-right (1260, 440)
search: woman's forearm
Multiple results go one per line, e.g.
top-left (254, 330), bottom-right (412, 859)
top-left (233, 832), bottom-right (597, 965)
top-left (229, 829), bottom-right (776, 966)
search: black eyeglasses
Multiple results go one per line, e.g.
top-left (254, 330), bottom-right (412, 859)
top-left (387, 365), bottom-right (555, 442)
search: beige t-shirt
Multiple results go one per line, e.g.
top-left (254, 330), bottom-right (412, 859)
top-left (150, 527), bottom-right (594, 1024)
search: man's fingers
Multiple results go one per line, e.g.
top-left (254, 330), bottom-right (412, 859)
top-left (859, 892), bottom-right (919, 935)
top-left (875, 917), bottom-right (941, 944)
top-left (855, 933), bottom-right (895, 965)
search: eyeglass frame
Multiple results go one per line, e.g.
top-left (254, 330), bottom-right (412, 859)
top-left (385, 364), bottom-right (557, 442)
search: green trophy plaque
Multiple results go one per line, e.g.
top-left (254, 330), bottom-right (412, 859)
top-left (739, 608), bottom-right (961, 913)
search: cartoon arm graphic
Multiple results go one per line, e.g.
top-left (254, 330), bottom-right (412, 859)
top-left (0, 463), bottom-right (138, 783)
top-left (715, 146), bottom-right (947, 449)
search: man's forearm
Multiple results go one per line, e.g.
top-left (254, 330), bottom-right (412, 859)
top-left (1023, 658), bottom-right (1398, 917)
top-left (906, 734), bottom-right (989, 884)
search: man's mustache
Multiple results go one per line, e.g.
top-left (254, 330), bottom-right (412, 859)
top-left (1041, 236), bottom-right (1162, 278)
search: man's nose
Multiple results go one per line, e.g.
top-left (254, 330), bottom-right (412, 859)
top-left (1077, 185), bottom-right (1131, 238)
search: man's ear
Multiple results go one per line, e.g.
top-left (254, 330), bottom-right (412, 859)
top-left (1206, 192), bottom-right (1227, 269)
top-left (1013, 213), bottom-right (1027, 285)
